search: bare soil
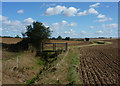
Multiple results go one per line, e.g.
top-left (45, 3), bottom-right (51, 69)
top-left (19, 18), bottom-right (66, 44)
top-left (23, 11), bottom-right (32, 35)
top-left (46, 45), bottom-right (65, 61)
top-left (78, 39), bottom-right (119, 85)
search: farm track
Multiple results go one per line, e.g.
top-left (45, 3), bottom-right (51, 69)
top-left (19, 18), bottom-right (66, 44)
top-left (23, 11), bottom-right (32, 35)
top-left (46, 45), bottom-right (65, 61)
top-left (79, 39), bottom-right (119, 85)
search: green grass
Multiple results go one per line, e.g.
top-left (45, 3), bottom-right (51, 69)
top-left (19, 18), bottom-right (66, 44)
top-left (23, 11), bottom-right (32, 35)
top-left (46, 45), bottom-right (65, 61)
top-left (26, 78), bottom-right (36, 85)
top-left (68, 55), bottom-right (82, 85)
top-left (35, 58), bottom-right (47, 66)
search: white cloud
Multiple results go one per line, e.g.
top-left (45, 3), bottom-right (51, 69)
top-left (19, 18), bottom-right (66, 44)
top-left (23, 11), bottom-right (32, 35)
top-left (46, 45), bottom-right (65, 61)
top-left (45, 5), bottom-right (66, 16)
top-left (40, 3), bottom-right (56, 9)
top-left (52, 22), bottom-right (59, 26)
top-left (64, 29), bottom-right (76, 36)
top-left (45, 5), bottom-right (79, 17)
top-left (96, 17), bottom-right (112, 22)
top-left (51, 22), bottom-right (60, 31)
top-left (102, 23), bottom-right (118, 29)
top-left (0, 28), bottom-right (2, 31)
top-left (96, 30), bottom-right (104, 34)
top-left (106, 6), bottom-right (109, 8)
top-left (80, 30), bottom-right (87, 35)
top-left (3, 20), bottom-right (22, 27)
top-left (51, 20), bottom-right (77, 31)
top-left (97, 14), bottom-right (105, 18)
top-left (43, 23), bottom-right (49, 28)
top-left (77, 8), bottom-right (98, 16)
top-left (17, 9), bottom-right (24, 13)
top-left (45, 5), bottom-right (98, 17)
top-left (90, 3), bottom-right (100, 8)
top-left (63, 7), bottom-right (79, 17)
top-left (96, 13), bottom-right (112, 22)
top-left (88, 8), bottom-right (99, 14)
top-left (77, 10), bottom-right (87, 16)
top-left (24, 18), bottom-right (35, 24)
top-left (89, 26), bottom-right (94, 29)
top-left (62, 20), bottom-right (67, 25)
top-left (68, 22), bottom-right (77, 27)
top-left (2, 17), bottom-right (36, 36)
top-left (0, 15), bottom-right (8, 21)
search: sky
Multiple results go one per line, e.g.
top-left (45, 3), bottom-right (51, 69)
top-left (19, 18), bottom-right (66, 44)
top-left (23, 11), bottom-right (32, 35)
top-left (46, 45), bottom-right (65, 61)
top-left (0, 2), bottom-right (118, 38)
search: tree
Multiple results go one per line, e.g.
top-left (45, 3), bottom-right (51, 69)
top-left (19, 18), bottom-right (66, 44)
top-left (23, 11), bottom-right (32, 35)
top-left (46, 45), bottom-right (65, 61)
top-left (57, 36), bottom-right (62, 40)
top-left (15, 35), bottom-right (20, 38)
top-left (65, 37), bottom-right (70, 40)
top-left (21, 32), bottom-right (26, 38)
top-left (85, 38), bottom-right (90, 41)
top-left (24, 21), bottom-right (51, 55)
top-left (52, 37), bottom-right (56, 40)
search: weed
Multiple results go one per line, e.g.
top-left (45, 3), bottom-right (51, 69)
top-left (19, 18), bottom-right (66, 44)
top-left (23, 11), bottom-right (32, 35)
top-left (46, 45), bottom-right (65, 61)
top-left (26, 78), bottom-right (36, 85)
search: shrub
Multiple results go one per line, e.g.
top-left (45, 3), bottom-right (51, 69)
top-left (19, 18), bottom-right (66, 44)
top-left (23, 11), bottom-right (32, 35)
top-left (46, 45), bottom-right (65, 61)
top-left (76, 39), bottom-right (84, 41)
top-left (97, 41), bottom-right (105, 44)
top-left (65, 37), bottom-right (70, 40)
top-left (15, 35), bottom-right (20, 38)
top-left (52, 37), bottom-right (56, 40)
top-left (26, 78), bottom-right (36, 85)
top-left (57, 36), bottom-right (62, 40)
top-left (85, 38), bottom-right (90, 41)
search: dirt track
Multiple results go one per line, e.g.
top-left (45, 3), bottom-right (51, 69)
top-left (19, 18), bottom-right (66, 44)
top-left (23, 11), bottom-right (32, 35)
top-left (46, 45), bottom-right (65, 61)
top-left (78, 39), bottom-right (119, 85)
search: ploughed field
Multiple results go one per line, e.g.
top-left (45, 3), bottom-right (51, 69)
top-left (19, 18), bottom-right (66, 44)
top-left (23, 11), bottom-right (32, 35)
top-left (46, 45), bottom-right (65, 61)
top-left (78, 39), bottom-right (119, 85)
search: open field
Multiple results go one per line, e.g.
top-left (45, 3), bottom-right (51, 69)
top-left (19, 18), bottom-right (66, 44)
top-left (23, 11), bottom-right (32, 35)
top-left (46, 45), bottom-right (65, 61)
top-left (1, 37), bottom-right (119, 85)
top-left (1, 37), bottom-right (92, 45)
top-left (1, 38), bottom-right (22, 44)
top-left (79, 39), bottom-right (119, 85)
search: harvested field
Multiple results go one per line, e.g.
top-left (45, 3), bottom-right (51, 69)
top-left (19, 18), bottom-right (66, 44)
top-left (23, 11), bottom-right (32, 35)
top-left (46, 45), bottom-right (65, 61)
top-left (50, 40), bottom-right (92, 46)
top-left (78, 39), bottom-right (119, 85)
top-left (1, 38), bottom-right (92, 46)
top-left (1, 38), bottom-right (22, 44)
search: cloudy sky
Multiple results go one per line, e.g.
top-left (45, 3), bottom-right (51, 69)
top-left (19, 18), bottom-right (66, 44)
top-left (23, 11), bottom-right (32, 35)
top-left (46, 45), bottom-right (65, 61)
top-left (1, 2), bottom-right (118, 38)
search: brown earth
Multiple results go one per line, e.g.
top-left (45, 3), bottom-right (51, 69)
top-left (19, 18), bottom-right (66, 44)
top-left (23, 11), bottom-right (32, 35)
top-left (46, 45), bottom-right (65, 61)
top-left (78, 39), bottom-right (119, 85)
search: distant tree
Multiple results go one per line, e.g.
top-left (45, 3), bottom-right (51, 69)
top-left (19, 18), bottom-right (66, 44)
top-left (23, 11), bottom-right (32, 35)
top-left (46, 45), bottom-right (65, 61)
top-left (2, 36), bottom-right (13, 38)
top-left (98, 37), bottom-right (105, 39)
top-left (23, 21), bottom-right (51, 56)
top-left (65, 37), bottom-right (70, 40)
top-left (85, 38), bottom-right (90, 41)
top-left (21, 32), bottom-right (26, 38)
top-left (52, 37), bottom-right (56, 40)
top-left (57, 36), bottom-right (62, 40)
top-left (15, 35), bottom-right (20, 38)
top-left (76, 39), bottom-right (84, 41)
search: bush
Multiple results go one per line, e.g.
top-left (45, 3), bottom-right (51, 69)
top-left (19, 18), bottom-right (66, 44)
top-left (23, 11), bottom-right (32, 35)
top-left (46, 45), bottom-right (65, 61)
top-left (26, 78), bottom-right (36, 85)
top-left (65, 37), bottom-right (70, 40)
top-left (97, 41), bottom-right (105, 44)
top-left (85, 38), bottom-right (90, 41)
top-left (57, 36), bottom-right (62, 40)
top-left (15, 35), bottom-right (20, 38)
top-left (52, 37), bottom-right (56, 40)
top-left (76, 39), bottom-right (84, 41)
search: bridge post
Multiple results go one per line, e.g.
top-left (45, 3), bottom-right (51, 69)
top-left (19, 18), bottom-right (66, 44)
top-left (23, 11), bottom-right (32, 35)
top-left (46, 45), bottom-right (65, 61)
top-left (42, 43), bottom-right (44, 52)
top-left (65, 43), bottom-right (68, 51)
top-left (53, 43), bottom-right (56, 52)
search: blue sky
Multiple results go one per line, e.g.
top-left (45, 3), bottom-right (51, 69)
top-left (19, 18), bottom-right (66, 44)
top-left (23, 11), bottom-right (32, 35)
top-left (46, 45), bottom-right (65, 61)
top-left (1, 2), bottom-right (118, 38)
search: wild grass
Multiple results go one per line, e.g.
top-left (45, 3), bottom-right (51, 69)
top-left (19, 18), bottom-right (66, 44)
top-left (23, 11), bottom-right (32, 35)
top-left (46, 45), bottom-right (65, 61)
top-left (68, 49), bottom-right (82, 85)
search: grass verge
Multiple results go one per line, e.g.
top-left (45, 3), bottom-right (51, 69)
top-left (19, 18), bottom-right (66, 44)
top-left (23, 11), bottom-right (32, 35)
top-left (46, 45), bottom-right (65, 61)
top-left (68, 49), bottom-right (82, 85)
